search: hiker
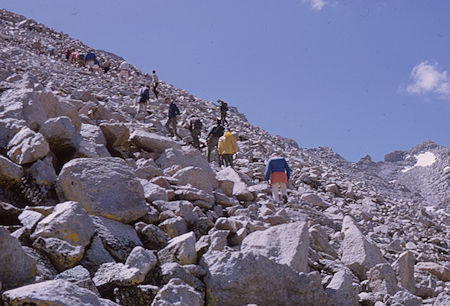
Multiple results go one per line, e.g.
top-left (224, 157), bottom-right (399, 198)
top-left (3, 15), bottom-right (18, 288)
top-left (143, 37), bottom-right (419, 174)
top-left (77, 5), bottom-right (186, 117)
top-left (76, 52), bottom-right (85, 67)
top-left (70, 50), bottom-right (79, 64)
top-left (206, 119), bottom-right (225, 164)
top-left (218, 130), bottom-right (238, 168)
top-left (218, 99), bottom-right (228, 125)
top-left (119, 61), bottom-right (130, 83)
top-left (84, 51), bottom-right (97, 69)
top-left (187, 115), bottom-right (203, 149)
top-left (164, 97), bottom-right (181, 138)
top-left (265, 154), bottom-right (292, 203)
top-left (47, 46), bottom-right (55, 57)
top-left (151, 70), bottom-right (159, 99)
top-left (135, 85), bottom-right (151, 120)
top-left (64, 49), bottom-right (72, 61)
top-left (100, 58), bottom-right (110, 73)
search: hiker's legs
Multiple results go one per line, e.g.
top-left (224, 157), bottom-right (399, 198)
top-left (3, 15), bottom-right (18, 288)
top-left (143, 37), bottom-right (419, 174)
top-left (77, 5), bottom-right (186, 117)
top-left (279, 182), bottom-right (288, 203)
top-left (223, 154), bottom-right (233, 167)
top-left (271, 183), bottom-right (281, 202)
top-left (165, 118), bottom-right (174, 136)
top-left (191, 129), bottom-right (200, 148)
top-left (207, 137), bottom-right (218, 162)
top-left (171, 118), bottom-right (180, 139)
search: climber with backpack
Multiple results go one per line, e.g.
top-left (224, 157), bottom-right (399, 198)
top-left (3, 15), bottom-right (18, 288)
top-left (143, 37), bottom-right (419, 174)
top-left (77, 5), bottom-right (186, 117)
top-left (165, 97), bottom-right (181, 139)
top-left (218, 99), bottom-right (229, 126)
top-left (187, 115), bottom-right (203, 149)
top-left (135, 85), bottom-right (151, 120)
top-left (218, 130), bottom-right (238, 168)
top-left (265, 154), bottom-right (292, 204)
top-left (206, 119), bottom-right (225, 164)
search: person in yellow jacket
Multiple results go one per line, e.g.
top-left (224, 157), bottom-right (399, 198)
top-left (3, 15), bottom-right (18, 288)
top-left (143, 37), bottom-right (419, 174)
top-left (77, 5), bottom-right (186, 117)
top-left (218, 130), bottom-right (238, 168)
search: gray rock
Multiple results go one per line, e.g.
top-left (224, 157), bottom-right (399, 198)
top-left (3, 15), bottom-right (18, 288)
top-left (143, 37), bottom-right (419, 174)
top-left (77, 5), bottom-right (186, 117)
top-left (158, 231), bottom-right (197, 265)
top-left (28, 157), bottom-right (57, 190)
top-left (159, 263), bottom-right (205, 294)
top-left (78, 123), bottom-right (110, 158)
top-left (99, 122), bottom-right (130, 148)
top-left (325, 270), bottom-right (359, 306)
top-left (19, 209), bottom-right (43, 230)
top-left (415, 262), bottom-right (450, 282)
top-left (31, 201), bottom-right (95, 247)
top-left (92, 216), bottom-right (143, 262)
top-left (217, 167), bottom-right (254, 202)
top-left (0, 227), bottom-right (36, 290)
top-left (214, 191), bottom-right (240, 207)
top-left (7, 127), bottom-right (49, 164)
top-left (433, 292), bottom-right (450, 306)
top-left (301, 193), bottom-right (329, 208)
top-left (39, 92), bottom-right (81, 131)
top-left (309, 224), bottom-right (338, 258)
top-left (241, 221), bottom-right (309, 273)
top-left (130, 129), bottom-right (181, 153)
top-left (1, 279), bottom-right (117, 305)
top-left (57, 158), bottom-right (148, 223)
top-left (201, 250), bottom-right (327, 306)
top-left (174, 186), bottom-right (215, 209)
top-left (32, 236), bottom-right (84, 272)
top-left (173, 166), bottom-right (217, 193)
top-left (141, 180), bottom-right (168, 202)
top-left (125, 246), bottom-right (157, 280)
top-left (0, 155), bottom-right (23, 185)
top-left (341, 215), bottom-right (385, 280)
top-left (39, 116), bottom-right (81, 153)
top-left (158, 216), bottom-right (188, 238)
top-left (367, 263), bottom-right (399, 295)
top-left (93, 262), bottom-right (143, 297)
top-left (22, 246), bottom-right (58, 281)
top-left (151, 278), bottom-right (203, 306)
top-left (55, 265), bottom-right (99, 295)
top-left (135, 222), bottom-right (169, 250)
top-left (385, 290), bottom-right (422, 306)
top-left (392, 250), bottom-right (415, 293)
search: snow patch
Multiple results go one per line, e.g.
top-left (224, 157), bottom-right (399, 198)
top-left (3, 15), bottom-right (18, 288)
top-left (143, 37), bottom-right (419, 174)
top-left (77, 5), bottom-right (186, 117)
top-left (401, 152), bottom-right (437, 173)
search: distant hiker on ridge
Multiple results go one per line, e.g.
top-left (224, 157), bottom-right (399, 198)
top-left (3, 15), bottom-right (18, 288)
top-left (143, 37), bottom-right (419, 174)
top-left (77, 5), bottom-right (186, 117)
top-left (165, 97), bottom-right (181, 139)
top-left (206, 119), bottom-right (225, 164)
top-left (119, 60), bottom-right (130, 83)
top-left (218, 99), bottom-right (228, 126)
top-left (218, 130), bottom-right (238, 168)
top-left (33, 39), bottom-right (41, 54)
top-left (187, 115), bottom-right (203, 149)
top-left (151, 70), bottom-right (159, 99)
top-left (135, 84), bottom-right (151, 121)
top-left (265, 154), bottom-right (292, 204)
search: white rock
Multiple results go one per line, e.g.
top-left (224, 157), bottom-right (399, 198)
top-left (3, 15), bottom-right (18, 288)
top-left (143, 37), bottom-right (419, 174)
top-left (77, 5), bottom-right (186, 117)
top-left (7, 127), bottom-right (50, 164)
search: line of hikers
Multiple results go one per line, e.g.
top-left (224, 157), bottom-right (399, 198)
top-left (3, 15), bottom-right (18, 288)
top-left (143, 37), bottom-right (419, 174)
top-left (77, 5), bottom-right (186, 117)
top-left (31, 39), bottom-right (292, 203)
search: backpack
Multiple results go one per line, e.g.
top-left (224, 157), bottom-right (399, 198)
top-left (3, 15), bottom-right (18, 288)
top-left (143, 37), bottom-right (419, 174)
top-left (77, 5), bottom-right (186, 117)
top-left (212, 125), bottom-right (224, 138)
top-left (192, 118), bottom-right (202, 130)
top-left (138, 88), bottom-right (150, 103)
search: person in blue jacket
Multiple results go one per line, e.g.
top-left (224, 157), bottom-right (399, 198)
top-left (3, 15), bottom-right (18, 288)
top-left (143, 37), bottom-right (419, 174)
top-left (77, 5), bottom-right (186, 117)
top-left (265, 154), bottom-right (292, 203)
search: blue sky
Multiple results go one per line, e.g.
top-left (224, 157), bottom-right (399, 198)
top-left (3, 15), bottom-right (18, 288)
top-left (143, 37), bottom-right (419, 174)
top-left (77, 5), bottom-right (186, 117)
top-left (1, 0), bottom-right (449, 161)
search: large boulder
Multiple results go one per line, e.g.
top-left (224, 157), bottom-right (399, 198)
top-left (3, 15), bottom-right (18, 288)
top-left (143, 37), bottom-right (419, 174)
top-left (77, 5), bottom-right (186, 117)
top-left (31, 201), bottom-right (95, 247)
top-left (200, 250), bottom-right (327, 305)
top-left (40, 116), bottom-right (81, 153)
top-left (173, 166), bottom-right (217, 193)
top-left (38, 92), bottom-right (81, 131)
top-left (78, 123), bottom-right (110, 158)
top-left (309, 224), bottom-right (338, 258)
top-left (125, 246), bottom-right (158, 281)
top-left (341, 215), bottom-right (385, 280)
top-left (151, 278), bottom-right (203, 306)
top-left (158, 231), bottom-right (197, 265)
top-left (1, 279), bottom-right (117, 305)
top-left (57, 158), bottom-right (148, 223)
top-left (325, 270), bottom-right (359, 306)
top-left (7, 127), bottom-right (49, 164)
top-left (55, 265), bottom-right (99, 295)
top-left (32, 237), bottom-right (84, 271)
top-left (216, 167), bottom-right (254, 201)
top-left (0, 118), bottom-right (25, 149)
top-left (367, 263), bottom-right (399, 295)
top-left (93, 262), bottom-right (144, 298)
top-left (130, 129), bottom-right (181, 153)
top-left (241, 221), bottom-right (309, 273)
top-left (156, 147), bottom-right (217, 186)
top-left (392, 250), bottom-right (416, 293)
top-left (0, 227), bottom-right (36, 290)
top-left (141, 180), bottom-right (169, 202)
top-left (92, 216), bottom-right (143, 262)
top-left (80, 235), bottom-right (116, 274)
top-left (99, 122), bottom-right (130, 149)
top-left (0, 155), bottom-right (23, 186)
top-left (0, 88), bottom-right (47, 131)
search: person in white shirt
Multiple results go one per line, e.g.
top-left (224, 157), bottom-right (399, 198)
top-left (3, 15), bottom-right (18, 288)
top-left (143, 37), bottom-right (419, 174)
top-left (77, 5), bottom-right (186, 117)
top-left (151, 70), bottom-right (159, 99)
top-left (119, 61), bottom-right (130, 83)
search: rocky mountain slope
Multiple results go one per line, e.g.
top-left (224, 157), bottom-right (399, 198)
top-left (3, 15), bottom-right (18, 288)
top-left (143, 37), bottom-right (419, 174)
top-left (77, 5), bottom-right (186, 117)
top-left (0, 9), bottom-right (449, 306)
